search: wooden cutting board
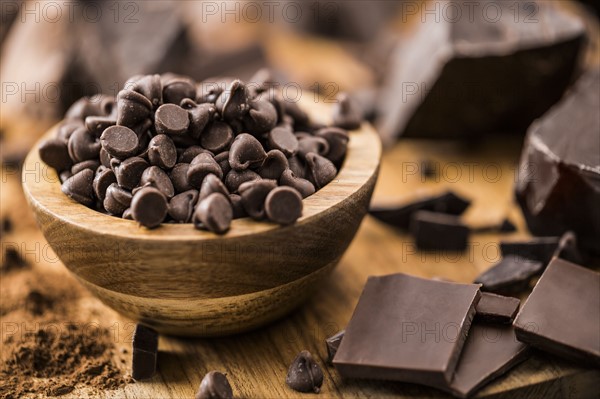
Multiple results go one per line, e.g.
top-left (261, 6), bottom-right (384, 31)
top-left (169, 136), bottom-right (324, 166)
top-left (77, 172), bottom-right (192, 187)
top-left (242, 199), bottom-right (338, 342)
top-left (2, 134), bottom-right (598, 399)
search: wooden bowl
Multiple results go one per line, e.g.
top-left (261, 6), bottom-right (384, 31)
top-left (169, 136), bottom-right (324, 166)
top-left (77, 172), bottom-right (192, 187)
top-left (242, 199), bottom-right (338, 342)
top-left (22, 101), bottom-right (381, 336)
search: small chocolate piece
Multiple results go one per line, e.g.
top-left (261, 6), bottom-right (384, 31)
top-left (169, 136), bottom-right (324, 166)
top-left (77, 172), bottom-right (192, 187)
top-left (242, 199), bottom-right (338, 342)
top-left (474, 293), bottom-right (520, 324)
top-left (132, 324), bottom-right (159, 381)
top-left (126, 74), bottom-right (162, 108)
top-left (214, 151), bottom-right (231, 176)
top-left (259, 150), bottom-right (288, 180)
top-left (286, 350), bottom-right (324, 394)
top-left (147, 134), bottom-right (177, 169)
top-left (239, 179), bottom-right (277, 220)
top-left (71, 160), bottom-right (100, 175)
top-left (514, 258), bottom-right (600, 366)
top-left (229, 194), bottom-right (246, 219)
top-left (178, 146), bottom-right (213, 164)
top-left (244, 99), bottom-right (278, 134)
top-left (552, 231), bottom-right (583, 265)
top-left (297, 137), bottom-right (329, 160)
top-left (279, 169), bottom-right (315, 199)
top-left (61, 169), bottom-right (95, 207)
top-left (333, 274), bottom-right (480, 387)
top-left (288, 156), bottom-right (307, 179)
top-left (67, 127), bottom-right (101, 163)
top-left (265, 186), bottom-right (303, 225)
top-left (117, 89), bottom-right (152, 128)
top-left (268, 127), bottom-right (299, 157)
top-left (305, 153), bottom-right (337, 189)
top-left (369, 191), bottom-right (471, 230)
top-left (114, 157), bottom-right (149, 190)
top-left (140, 166), bottom-right (175, 199)
top-left (38, 138), bottom-right (72, 172)
top-left (410, 211), bottom-right (469, 252)
top-left (500, 237), bottom-right (560, 265)
top-left (93, 167), bottom-right (117, 202)
top-left (99, 147), bottom-right (112, 168)
top-left (162, 78), bottom-right (196, 106)
top-left (228, 133), bottom-right (266, 171)
top-left (474, 255), bottom-right (544, 295)
top-left (216, 79), bottom-right (249, 121)
top-left (195, 371), bottom-right (234, 399)
top-left (183, 101), bottom-right (215, 139)
top-left (122, 208), bottom-right (133, 220)
top-left (325, 330), bottom-right (345, 365)
top-left (198, 173), bottom-right (229, 203)
top-left (100, 125), bottom-right (139, 159)
top-left (168, 190), bottom-right (199, 223)
top-left (103, 183), bottom-right (133, 216)
top-left (420, 159), bottom-right (437, 180)
top-left (170, 163), bottom-right (192, 193)
top-left (131, 187), bottom-right (168, 228)
top-left (65, 96), bottom-right (111, 120)
top-left (332, 92), bottom-right (361, 130)
top-left (283, 99), bottom-right (309, 127)
top-left (187, 153), bottom-right (223, 189)
top-left (201, 121), bottom-right (234, 153)
top-left (155, 104), bottom-right (190, 136)
top-left (85, 115), bottom-right (116, 138)
top-left (315, 127), bottom-right (349, 164)
top-left (193, 193), bottom-right (233, 234)
top-left (473, 218), bottom-right (517, 234)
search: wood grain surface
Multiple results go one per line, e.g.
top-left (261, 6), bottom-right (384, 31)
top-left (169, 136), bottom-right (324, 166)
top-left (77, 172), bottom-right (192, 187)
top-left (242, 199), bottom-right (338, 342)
top-left (3, 131), bottom-right (599, 398)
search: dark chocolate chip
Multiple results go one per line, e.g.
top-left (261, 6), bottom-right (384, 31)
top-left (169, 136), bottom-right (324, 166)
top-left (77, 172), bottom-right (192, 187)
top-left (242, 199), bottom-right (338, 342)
top-left (155, 104), bottom-right (190, 136)
top-left (265, 186), bottom-right (303, 225)
top-left (332, 92), bottom-right (361, 130)
top-left (122, 207), bottom-right (133, 220)
top-left (193, 192), bottom-right (233, 234)
top-left (288, 156), bottom-right (307, 179)
top-left (170, 163), bottom-right (192, 193)
top-left (199, 173), bottom-right (229, 202)
top-left (114, 157), bottom-right (148, 190)
top-left (286, 350), bottom-right (324, 394)
top-left (305, 153), bottom-right (337, 189)
top-left (178, 146), bottom-right (214, 164)
top-left (103, 183), bottom-right (133, 216)
top-left (93, 168), bottom-right (117, 202)
top-left (268, 127), bottom-right (298, 157)
top-left (181, 100), bottom-right (215, 139)
top-left (38, 138), bottom-right (73, 172)
top-left (279, 168), bottom-right (315, 198)
top-left (163, 79), bottom-right (196, 105)
top-left (85, 115), bottom-right (116, 138)
top-left (228, 133), bottom-right (267, 171)
top-left (168, 190), bottom-right (199, 223)
top-left (59, 171), bottom-right (73, 184)
top-left (99, 147), bottom-right (112, 168)
top-left (195, 371), bottom-right (234, 399)
top-left (131, 187), bottom-right (168, 228)
top-left (126, 74), bottom-right (163, 108)
top-left (147, 134), bottom-right (177, 169)
top-left (229, 193), bottom-right (246, 219)
top-left (187, 153), bottom-right (223, 189)
top-left (61, 169), bottom-right (95, 207)
top-left (259, 150), bottom-right (288, 180)
top-left (224, 169), bottom-right (261, 193)
top-left (216, 79), bottom-right (249, 121)
top-left (214, 151), bottom-right (231, 176)
top-left (410, 211), bottom-right (470, 252)
top-left (316, 127), bottom-right (349, 164)
top-left (67, 127), bottom-right (101, 163)
top-left (116, 89), bottom-right (152, 128)
top-left (283, 100), bottom-right (309, 127)
top-left (239, 179), bottom-right (277, 220)
top-left (244, 99), bottom-right (278, 134)
top-left (297, 137), bottom-right (330, 160)
top-left (65, 96), bottom-right (112, 120)
top-left (201, 121), bottom-right (234, 153)
top-left (140, 166), bottom-right (175, 199)
top-left (132, 324), bottom-right (158, 381)
top-left (100, 125), bottom-right (139, 159)
top-left (71, 160), bottom-right (100, 175)
top-left (56, 120), bottom-right (83, 143)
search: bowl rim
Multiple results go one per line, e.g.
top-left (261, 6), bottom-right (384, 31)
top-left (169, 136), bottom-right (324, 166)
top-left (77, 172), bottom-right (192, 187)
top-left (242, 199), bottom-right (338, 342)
top-left (22, 100), bottom-right (381, 241)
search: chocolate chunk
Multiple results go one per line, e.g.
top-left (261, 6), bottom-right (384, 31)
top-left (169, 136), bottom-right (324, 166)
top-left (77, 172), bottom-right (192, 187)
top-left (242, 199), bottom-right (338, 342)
top-left (286, 350), bottom-right (324, 394)
top-left (155, 104), bottom-right (190, 136)
top-left (103, 183), bottom-right (133, 216)
top-left (126, 74), bottom-right (163, 108)
top-left (140, 166), bottom-right (175, 199)
top-left (61, 169), bottom-right (95, 207)
top-left (268, 127), bottom-right (299, 157)
top-left (38, 138), bottom-right (73, 172)
top-left (279, 169), bottom-right (315, 199)
top-left (100, 126), bottom-right (139, 159)
top-left (474, 293), bottom-right (520, 324)
top-left (170, 163), bottom-right (192, 193)
top-left (198, 174), bottom-right (229, 203)
top-left (474, 255), bottom-right (544, 295)
top-left (201, 121), bottom-right (234, 153)
top-left (305, 153), bottom-right (337, 189)
top-left (67, 127), bottom-right (101, 163)
top-left (182, 100), bottom-right (215, 139)
top-left (333, 274), bottom-right (480, 387)
top-left (244, 99), bottom-right (278, 134)
top-left (410, 211), bottom-right (470, 252)
top-left (259, 150), bottom-right (288, 180)
top-left (162, 78), bottom-right (196, 106)
top-left (132, 324), bottom-right (159, 381)
top-left (193, 193), bottom-right (233, 234)
top-left (187, 153), bottom-right (223, 189)
top-left (239, 179), bottom-right (277, 220)
top-left (369, 191), bottom-right (471, 230)
top-left (228, 133), bottom-right (266, 171)
top-left (265, 187), bottom-right (303, 225)
top-left (229, 194), bottom-right (246, 219)
top-left (147, 134), bottom-right (177, 169)
top-left (93, 167), bottom-right (117, 202)
top-left (195, 371), bottom-right (234, 399)
top-left (500, 237), bottom-right (560, 265)
top-left (514, 258), bottom-right (600, 366)
top-left (516, 71), bottom-right (600, 254)
top-left (114, 157), bottom-right (148, 190)
top-left (553, 231), bottom-right (583, 265)
top-left (131, 187), bottom-right (168, 229)
top-left (325, 330), bottom-right (345, 365)
top-left (117, 89), bottom-right (152, 128)
top-left (216, 79), bottom-right (249, 121)
top-left (297, 137), bottom-right (329, 160)
top-left (315, 127), bottom-right (349, 164)
top-left (85, 115), bottom-right (116, 138)
top-left (473, 218), bottom-right (517, 234)
top-left (332, 92), bottom-right (361, 130)
top-left (168, 190), bottom-right (199, 223)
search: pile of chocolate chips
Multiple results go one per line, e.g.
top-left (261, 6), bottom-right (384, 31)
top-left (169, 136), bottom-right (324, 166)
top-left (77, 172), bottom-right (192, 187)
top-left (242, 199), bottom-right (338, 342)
top-left (38, 70), bottom-right (353, 233)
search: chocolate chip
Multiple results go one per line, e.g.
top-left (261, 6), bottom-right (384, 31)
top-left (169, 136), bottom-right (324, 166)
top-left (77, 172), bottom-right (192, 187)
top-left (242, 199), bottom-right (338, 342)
top-left (181, 100), bottom-right (215, 139)
top-left (71, 160), bottom-right (100, 175)
top-left (67, 127), bottom-right (101, 163)
top-left (225, 169), bottom-right (261, 193)
top-left (65, 96), bottom-right (112, 120)
top-left (131, 186), bottom-right (168, 228)
top-left (56, 120), bottom-right (83, 142)
top-left (283, 100), bottom-right (309, 127)
top-left (286, 350), bottom-right (324, 394)
top-left (170, 163), bottom-right (192, 193)
top-left (132, 324), bottom-right (158, 381)
top-left (216, 79), bottom-right (249, 121)
top-left (168, 190), bottom-right (199, 223)
top-left (126, 74), bottom-right (163, 108)
top-left (265, 186), bottom-right (303, 225)
top-left (229, 193), bottom-right (246, 219)
top-left (239, 179), bottom-right (277, 220)
top-left (100, 126), bottom-right (139, 159)
top-left (193, 193), bottom-right (233, 234)
top-left (1, 247), bottom-right (28, 273)
top-left (99, 147), bottom-right (112, 168)
top-left (214, 151), bottom-right (231, 176)
top-left (316, 127), bottom-right (349, 164)
top-left (244, 99), bottom-right (278, 134)
top-left (259, 150), bottom-right (288, 180)
top-left (114, 157), bottom-right (148, 190)
top-left (140, 166), bottom-right (175, 199)
top-left (155, 104), bottom-right (190, 136)
top-left (199, 174), bottom-right (229, 202)
top-left (196, 79), bottom-right (225, 104)
top-left (116, 89), bottom-right (152, 128)
top-left (332, 92), bottom-right (361, 130)
top-left (178, 146), bottom-right (213, 164)
top-left (228, 133), bottom-right (266, 171)
top-left (93, 168), bottom-right (117, 202)
top-left (38, 138), bottom-right (72, 172)
top-left (59, 171), bottom-right (73, 184)
top-left (85, 115), bottom-right (116, 138)
top-left (122, 208), bottom-right (133, 220)
top-left (195, 371), bottom-right (233, 399)
top-left (288, 156), bottom-right (307, 179)
top-left (305, 153), bottom-right (337, 189)
top-left (103, 183), bottom-right (132, 216)
top-left (163, 78), bottom-right (196, 106)
top-left (297, 136), bottom-right (329, 160)
top-left (187, 153), bottom-right (223, 188)
top-left (201, 121), bottom-right (234, 153)
top-left (61, 169), bottom-right (95, 207)
top-left (268, 126), bottom-right (298, 157)
top-left (147, 134), bottom-right (177, 169)
top-left (279, 169), bottom-right (315, 198)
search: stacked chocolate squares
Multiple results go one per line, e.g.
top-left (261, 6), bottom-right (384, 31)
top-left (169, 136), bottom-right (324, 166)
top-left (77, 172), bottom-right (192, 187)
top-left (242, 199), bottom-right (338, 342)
top-left (38, 70), bottom-right (354, 234)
